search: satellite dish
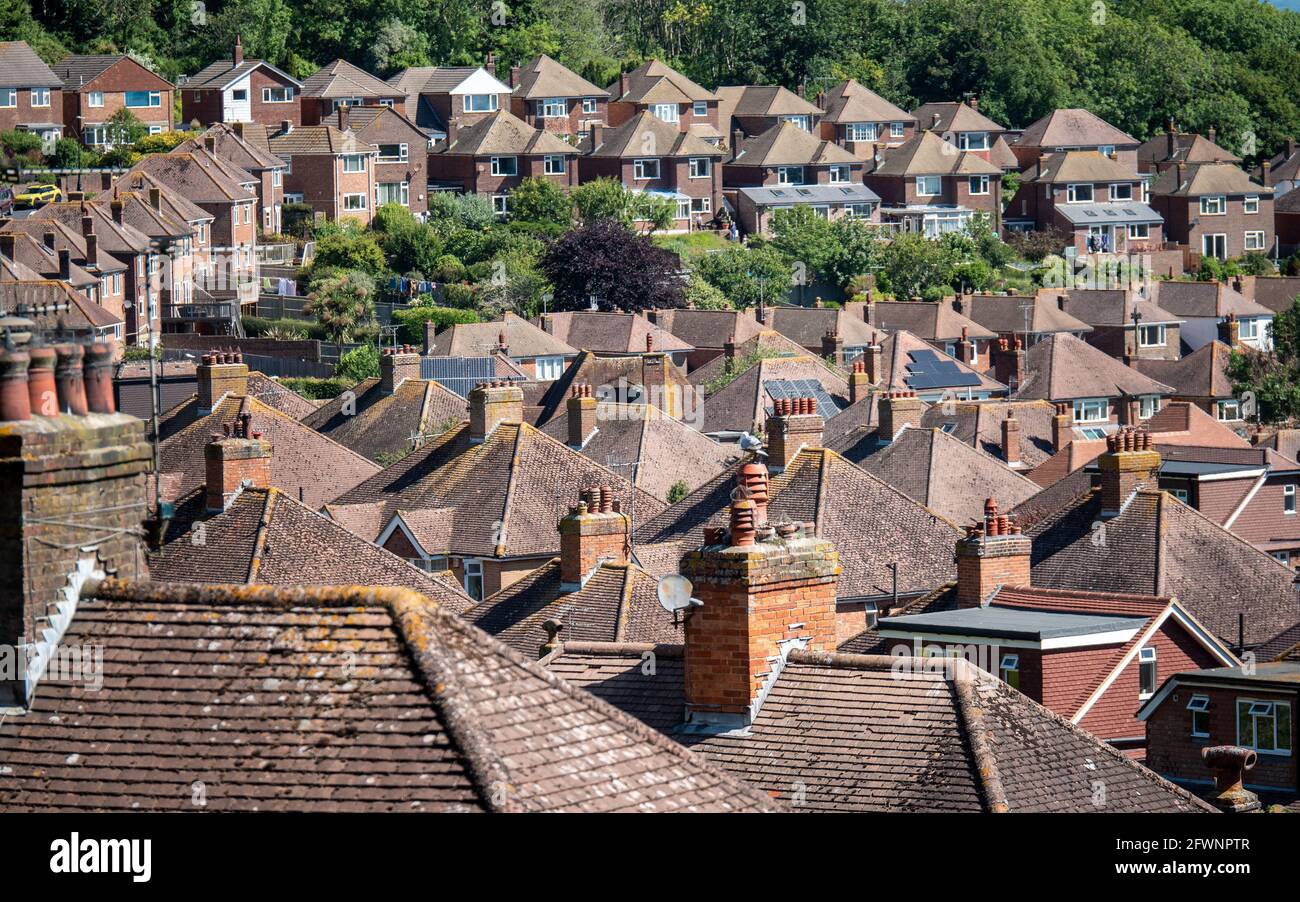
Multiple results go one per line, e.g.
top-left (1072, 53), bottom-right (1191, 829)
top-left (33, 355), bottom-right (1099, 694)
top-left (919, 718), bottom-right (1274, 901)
top-left (656, 574), bottom-right (696, 613)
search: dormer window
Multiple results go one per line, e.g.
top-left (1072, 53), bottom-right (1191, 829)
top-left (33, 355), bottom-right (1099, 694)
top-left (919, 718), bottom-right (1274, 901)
top-left (1098, 145), bottom-right (1114, 157)
top-left (915, 175), bottom-right (941, 196)
top-left (891, 121), bottom-right (905, 138)
top-left (777, 166), bottom-right (805, 186)
top-left (633, 158), bottom-right (660, 180)
top-left (1138, 647), bottom-right (1157, 699)
top-left (782, 115), bottom-right (810, 131)
top-left (651, 103), bottom-right (679, 123)
top-left (847, 123), bottom-right (877, 142)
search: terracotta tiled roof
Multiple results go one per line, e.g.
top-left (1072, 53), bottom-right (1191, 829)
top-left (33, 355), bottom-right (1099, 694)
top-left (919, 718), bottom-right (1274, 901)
top-left (1014, 332), bottom-right (1173, 401)
top-left (1027, 150), bottom-right (1141, 184)
top-left (819, 80), bottom-right (914, 125)
top-left (717, 85), bottom-right (820, 124)
top-left (863, 300), bottom-right (996, 342)
top-left (531, 350), bottom-right (694, 426)
top-left (245, 372), bottom-right (319, 419)
top-left (687, 328), bottom-right (827, 391)
top-left (0, 580), bottom-right (775, 812)
top-left (586, 111), bottom-right (723, 159)
top-left (871, 129), bottom-right (1001, 176)
top-left (1015, 488), bottom-right (1299, 646)
top-left (158, 394), bottom-right (380, 508)
top-left (469, 559), bottom-right (678, 656)
top-left (534, 310), bottom-right (692, 354)
top-left (1137, 130), bottom-right (1240, 168)
top-left (542, 642), bottom-right (687, 734)
top-left (301, 377), bottom-right (468, 464)
top-left (762, 305), bottom-right (877, 350)
top-left (1058, 288), bottom-right (1182, 328)
top-left (127, 152), bottom-right (258, 203)
top-left (540, 402), bottom-right (738, 502)
top-left (1015, 108), bottom-right (1138, 149)
top-left (178, 124), bottom-right (286, 173)
top-left (268, 124), bottom-right (375, 156)
top-left (1149, 161), bottom-right (1270, 197)
top-left (694, 353), bottom-right (849, 434)
top-left (1132, 341), bottom-right (1235, 398)
top-left (631, 539), bottom-right (686, 579)
top-left (1255, 620), bottom-right (1300, 662)
top-left (300, 59), bottom-right (399, 99)
top-left (912, 100), bottom-right (1004, 134)
top-left (327, 420), bottom-right (665, 557)
top-left (607, 59), bottom-right (718, 104)
top-left (1149, 280), bottom-right (1274, 319)
top-left (439, 109), bottom-right (576, 156)
top-left (637, 448), bottom-right (962, 602)
top-left (851, 425), bottom-right (1040, 523)
top-left (730, 120), bottom-right (857, 167)
top-left (0, 227), bottom-right (102, 286)
top-left (110, 170), bottom-right (215, 224)
top-left (512, 55), bottom-right (608, 100)
top-left (0, 279), bottom-right (121, 331)
top-left (920, 399), bottom-right (1059, 469)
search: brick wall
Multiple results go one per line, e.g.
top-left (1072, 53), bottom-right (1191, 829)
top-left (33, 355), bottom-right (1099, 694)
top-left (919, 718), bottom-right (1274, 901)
top-left (0, 85), bottom-right (64, 135)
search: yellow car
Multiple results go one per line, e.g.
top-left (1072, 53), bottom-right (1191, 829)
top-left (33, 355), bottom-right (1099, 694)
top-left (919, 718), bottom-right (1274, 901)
top-left (16, 184), bottom-right (63, 207)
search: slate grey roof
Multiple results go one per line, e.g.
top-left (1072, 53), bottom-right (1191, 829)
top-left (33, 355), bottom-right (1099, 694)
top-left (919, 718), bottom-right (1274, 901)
top-left (0, 42), bottom-right (63, 87)
top-left (738, 183), bottom-right (880, 205)
top-left (1055, 202), bottom-right (1163, 226)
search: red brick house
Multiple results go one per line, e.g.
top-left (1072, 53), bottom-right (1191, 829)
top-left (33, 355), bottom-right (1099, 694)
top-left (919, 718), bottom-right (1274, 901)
top-left (1258, 136), bottom-right (1298, 198)
top-left (864, 129), bottom-right (1003, 235)
top-left (298, 59), bottom-right (405, 126)
top-left (507, 55), bottom-right (608, 139)
top-left (180, 37), bottom-right (302, 128)
top-left (725, 120), bottom-right (878, 235)
top-left (877, 498), bottom-right (1237, 750)
top-left (0, 41), bottom-right (64, 151)
top-left (428, 109), bottom-right (578, 216)
top-left (605, 60), bottom-right (722, 145)
top-left (816, 79), bottom-right (916, 159)
top-left (1011, 108), bottom-right (1141, 172)
top-left (53, 54), bottom-right (173, 148)
top-left (346, 105), bottom-right (429, 216)
top-left (1278, 189), bottom-right (1300, 256)
top-left (1003, 151), bottom-right (1163, 253)
top-left (387, 64), bottom-right (513, 140)
top-left (910, 98), bottom-right (1016, 171)
top-left (178, 123), bottom-right (287, 234)
top-left (1149, 161), bottom-right (1274, 261)
top-left (1132, 341), bottom-right (1243, 424)
top-left (581, 112), bottom-right (723, 232)
top-left (1138, 120), bottom-right (1240, 175)
top-left (1058, 289), bottom-right (1183, 362)
top-left (716, 84), bottom-right (822, 141)
top-left (264, 115), bottom-right (378, 224)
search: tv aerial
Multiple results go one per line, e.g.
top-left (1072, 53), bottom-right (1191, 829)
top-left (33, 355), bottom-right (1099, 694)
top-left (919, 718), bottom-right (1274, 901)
top-left (656, 574), bottom-right (702, 626)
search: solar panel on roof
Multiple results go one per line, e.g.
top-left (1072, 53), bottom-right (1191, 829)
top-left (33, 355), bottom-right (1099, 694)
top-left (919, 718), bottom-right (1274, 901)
top-left (420, 355), bottom-right (516, 398)
top-left (903, 349), bottom-right (981, 390)
top-left (763, 378), bottom-right (843, 420)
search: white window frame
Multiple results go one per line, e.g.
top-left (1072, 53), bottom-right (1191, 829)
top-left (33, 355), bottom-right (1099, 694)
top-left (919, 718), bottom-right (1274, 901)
top-left (464, 558), bottom-right (485, 600)
top-left (376, 143), bottom-right (408, 163)
top-left (890, 121), bottom-right (905, 138)
top-left (1138, 647), bottom-right (1157, 699)
top-left (1200, 195), bottom-right (1227, 216)
top-left (781, 114), bottom-right (810, 131)
top-left (650, 103), bottom-right (679, 123)
top-left (689, 196), bottom-right (711, 214)
top-left (1238, 317), bottom-right (1260, 340)
top-left (1188, 695), bottom-right (1210, 738)
top-left (847, 122), bottom-right (877, 142)
top-left (968, 174), bottom-right (990, 195)
top-left (1139, 394), bottom-right (1160, 420)
top-left (125, 90), bottom-right (162, 108)
top-left (1128, 223), bottom-right (1150, 240)
top-left (633, 158), bottom-right (660, 180)
top-left (87, 91), bottom-right (104, 108)
top-left (537, 97), bottom-right (566, 118)
top-left (1236, 699), bottom-right (1292, 755)
top-left (1202, 233), bottom-right (1227, 260)
top-left (342, 193), bottom-right (367, 211)
top-left (1138, 324), bottom-right (1165, 348)
top-left (957, 131), bottom-right (989, 151)
top-left (1285, 484), bottom-right (1296, 515)
top-left (777, 166), bottom-right (805, 186)
top-left (581, 97), bottom-right (598, 114)
top-left (535, 355), bottom-right (565, 380)
top-left (845, 203), bottom-right (873, 219)
top-left (1244, 195), bottom-right (1259, 214)
top-left (1244, 230), bottom-right (1266, 251)
top-left (692, 100), bottom-right (708, 118)
top-left (1073, 398), bottom-right (1109, 423)
top-left (490, 156), bottom-right (518, 177)
top-left (828, 165), bottom-right (849, 184)
top-left (688, 157), bottom-right (711, 179)
top-left (1111, 182), bottom-right (1134, 201)
top-left (31, 87), bottom-right (50, 107)
top-left (262, 86), bottom-right (294, 103)
top-left (1215, 399), bottom-right (1241, 421)
top-left (463, 94), bottom-right (498, 113)
top-left (377, 181), bottom-right (410, 207)
top-left (0, 88), bottom-right (16, 107)
top-left (543, 154), bottom-right (566, 175)
top-left (341, 154), bottom-right (366, 173)
top-left (915, 175), bottom-right (941, 196)
top-left (492, 194), bottom-right (508, 216)
top-left (1066, 183), bottom-right (1094, 204)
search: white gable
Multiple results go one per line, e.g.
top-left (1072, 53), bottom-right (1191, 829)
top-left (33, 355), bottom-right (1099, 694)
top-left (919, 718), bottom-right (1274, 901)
top-left (451, 68), bottom-right (511, 96)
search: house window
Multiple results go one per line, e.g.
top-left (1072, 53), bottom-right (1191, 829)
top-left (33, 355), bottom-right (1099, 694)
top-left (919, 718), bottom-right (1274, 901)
top-left (829, 165), bottom-right (849, 184)
top-left (492, 194), bottom-right (508, 216)
top-left (1238, 317), bottom-right (1260, 341)
top-left (1272, 551), bottom-right (1291, 565)
top-left (1244, 195), bottom-right (1259, 214)
top-left (342, 154), bottom-right (366, 173)
top-left (342, 193), bottom-right (367, 211)
top-left (781, 115), bottom-right (810, 131)
top-left (891, 121), bottom-right (905, 138)
top-left (31, 88), bottom-right (50, 107)
top-left (1202, 233), bottom-right (1227, 260)
top-left (84, 125), bottom-right (108, 145)
top-left (463, 94), bottom-right (498, 112)
top-left (633, 158), bottom-right (660, 180)
top-left (0, 89), bottom-right (15, 107)
top-left (676, 199), bottom-right (691, 220)
top-left (1285, 484), bottom-right (1296, 515)
top-left (581, 98), bottom-right (598, 114)
top-left (1128, 223), bottom-right (1150, 240)
top-left (1111, 182), bottom-right (1133, 201)
top-left (87, 91), bottom-right (104, 107)
top-left (1138, 324), bottom-right (1165, 348)
top-left (231, 89), bottom-right (248, 102)
top-left (777, 166), bottom-right (805, 185)
top-left (957, 132), bottom-right (989, 151)
top-left (1139, 395), bottom-right (1160, 420)
top-left (1215, 399), bottom-right (1240, 421)
top-left (999, 653), bottom-right (1020, 690)
top-left (1200, 195), bottom-right (1227, 215)
top-left (847, 123), bottom-right (877, 142)
top-left (537, 97), bottom-right (566, 118)
top-left (262, 86), bottom-right (293, 103)
top-left (377, 143), bottom-right (408, 163)
top-left (915, 175), bottom-right (941, 196)
top-left (535, 355), bottom-right (565, 380)
top-left (690, 197), bottom-right (711, 214)
top-left (379, 98), bottom-right (394, 108)
top-left (650, 103), bottom-right (679, 123)
top-left (376, 181), bottom-right (409, 206)
top-left (490, 156), bottom-right (518, 176)
top-left (543, 155), bottom-right (566, 175)
top-left (1066, 183), bottom-right (1094, 203)
top-left (125, 90), bottom-right (162, 108)
top-left (1237, 700), bottom-right (1292, 754)
top-left (464, 559), bottom-right (484, 600)
top-left (846, 203), bottom-right (873, 219)
top-left (1188, 695), bottom-right (1210, 738)
top-left (1138, 647), bottom-right (1157, 698)
top-left (1244, 231), bottom-right (1266, 251)
top-left (689, 157), bottom-right (711, 179)
top-left (328, 98), bottom-right (363, 114)
top-left (969, 175), bottom-right (990, 195)
top-left (1073, 398), bottom-right (1109, 423)
top-left (692, 100), bottom-right (708, 118)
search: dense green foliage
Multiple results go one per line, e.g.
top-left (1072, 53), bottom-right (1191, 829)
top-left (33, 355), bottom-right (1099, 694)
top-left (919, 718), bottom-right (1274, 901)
top-left (7, 0), bottom-right (1300, 162)
top-left (1228, 296), bottom-right (1300, 424)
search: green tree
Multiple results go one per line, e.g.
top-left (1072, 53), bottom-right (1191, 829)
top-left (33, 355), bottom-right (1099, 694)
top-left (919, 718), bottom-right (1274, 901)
top-left (1227, 296), bottom-right (1300, 423)
top-left (572, 177), bottom-right (631, 223)
top-left (312, 224), bottom-right (387, 277)
top-left (335, 342), bottom-right (380, 382)
top-left (368, 18), bottom-right (430, 75)
top-left (694, 244), bottom-right (792, 309)
top-left (877, 233), bottom-right (960, 299)
top-left (304, 270), bottom-right (377, 355)
top-left (507, 176), bottom-right (572, 225)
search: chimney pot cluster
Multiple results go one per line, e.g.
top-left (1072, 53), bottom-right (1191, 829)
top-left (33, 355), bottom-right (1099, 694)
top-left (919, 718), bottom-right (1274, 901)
top-left (773, 396), bottom-right (816, 416)
top-left (1106, 426), bottom-right (1153, 453)
top-left (559, 485), bottom-right (629, 586)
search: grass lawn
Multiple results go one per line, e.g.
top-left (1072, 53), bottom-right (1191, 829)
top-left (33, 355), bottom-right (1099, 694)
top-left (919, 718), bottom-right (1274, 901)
top-left (654, 230), bottom-right (733, 261)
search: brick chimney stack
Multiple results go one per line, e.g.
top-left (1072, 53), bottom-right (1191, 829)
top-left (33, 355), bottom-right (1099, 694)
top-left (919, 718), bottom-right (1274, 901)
top-left (196, 350), bottom-right (249, 414)
top-left (558, 486), bottom-right (629, 589)
top-left (204, 412), bottom-right (271, 513)
top-left (849, 359), bottom-right (871, 406)
top-left (993, 336), bottom-right (1026, 389)
top-left (956, 326), bottom-right (975, 366)
top-left (566, 383), bottom-right (597, 449)
top-left (864, 334), bottom-right (884, 384)
top-left (1051, 402), bottom-right (1073, 452)
top-left (680, 504), bottom-right (839, 728)
top-left (1097, 427), bottom-right (1160, 517)
top-left (877, 390), bottom-right (923, 440)
top-left (1261, 160), bottom-right (1271, 188)
top-left (1217, 312), bottom-right (1240, 347)
top-left (1002, 415), bottom-right (1021, 466)
top-left (766, 396), bottom-right (822, 472)
top-left (233, 34), bottom-right (244, 66)
top-left (955, 498), bottom-right (1032, 608)
top-left (379, 345), bottom-right (421, 394)
top-left (468, 380), bottom-right (523, 442)
top-left (1166, 118), bottom-right (1176, 159)
top-left (820, 328), bottom-right (844, 365)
